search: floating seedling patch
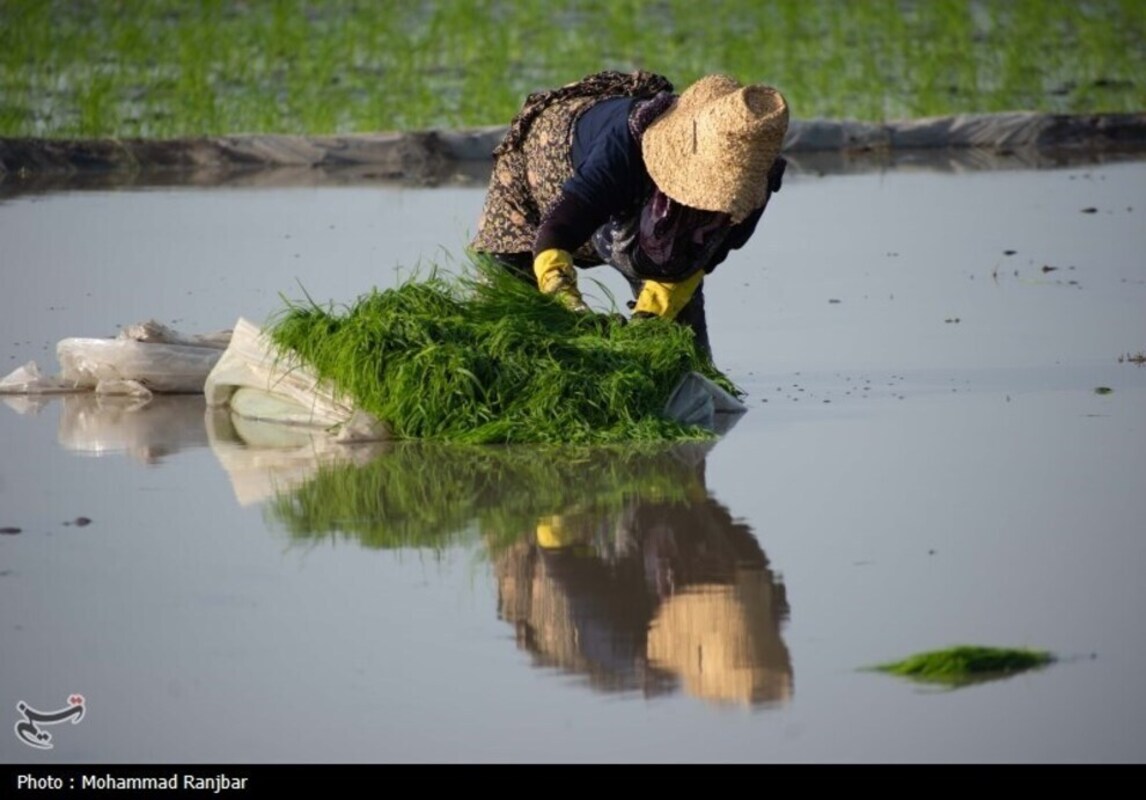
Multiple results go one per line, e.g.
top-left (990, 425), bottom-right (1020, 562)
top-left (868, 645), bottom-right (1055, 687)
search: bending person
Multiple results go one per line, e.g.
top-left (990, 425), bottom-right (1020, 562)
top-left (471, 70), bottom-right (789, 359)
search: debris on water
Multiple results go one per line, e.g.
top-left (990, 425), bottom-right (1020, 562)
top-left (868, 645), bottom-right (1054, 687)
top-left (1081, 207), bottom-right (1098, 213)
top-left (1, 526), bottom-right (22, 535)
top-left (1042, 265), bottom-right (1059, 273)
top-left (64, 517), bottom-right (92, 527)
top-left (944, 317), bottom-right (961, 324)
top-left (1094, 386), bottom-right (1113, 395)
top-left (1003, 249), bottom-right (1017, 256)
top-left (829, 298), bottom-right (841, 304)
top-left (1118, 351), bottom-right (1146, 365)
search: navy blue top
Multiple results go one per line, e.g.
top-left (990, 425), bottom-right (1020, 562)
top-left (566, 97), bottom-right (649, 217)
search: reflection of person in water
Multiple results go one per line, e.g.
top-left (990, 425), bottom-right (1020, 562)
top-left (493, 446), bottom-right (792, 707)
top-left (252, 433), bottom-right (790, 705)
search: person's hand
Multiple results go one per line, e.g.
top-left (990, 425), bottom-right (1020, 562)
top-left (533, 248), bottom-right (589, 312)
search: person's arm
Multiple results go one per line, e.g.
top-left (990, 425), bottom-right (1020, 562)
top-left (532, 110), bottom-right (643, 310)
top-left (534, 191), bottom-right (604, 257)
top-left (530, 193), bottom-right (604, 311)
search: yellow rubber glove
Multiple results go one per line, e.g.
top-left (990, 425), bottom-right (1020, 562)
top-left (633, 271), bottom-right (703, 320)
top-left (533, 248), bottom-right (589, 312)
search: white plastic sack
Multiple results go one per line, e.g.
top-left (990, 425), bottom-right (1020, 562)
top-left (117, 319), bottom-right (232, 349)
top-left (204, 317), bottom-right (391, 442)
top-left (56, 338), bottom-right (222, 395)
top-left (0, 319), bottom-right (231, 396)
top-left (0, 361), bottom-right (75, 394)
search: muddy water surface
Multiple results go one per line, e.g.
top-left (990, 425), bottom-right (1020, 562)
top-left (1, 156), bottom-right (1144, 763)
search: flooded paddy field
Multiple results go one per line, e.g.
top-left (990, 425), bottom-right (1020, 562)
top-left (1, 153), bottom-right (1144, 763)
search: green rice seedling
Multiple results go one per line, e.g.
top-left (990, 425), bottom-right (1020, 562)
top-left (267, 255), bottom-right (739, 445)
top-left (869, 645), bottom-right (1055, 687)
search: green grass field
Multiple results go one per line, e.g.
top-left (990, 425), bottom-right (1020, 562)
top-left (1, 0), bottom-right (1143, 139)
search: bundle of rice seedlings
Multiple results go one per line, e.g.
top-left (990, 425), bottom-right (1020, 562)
top-left (869, 645), bottom-right (1055, 687)
top-left (267, 257), bottom-right (741, 444)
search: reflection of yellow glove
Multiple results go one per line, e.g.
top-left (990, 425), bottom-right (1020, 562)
top-left (533, 249), bottom-right (589, 312)
top-left (633, 271), bottom-right (703, 320)
top-left (535, 515), bottom-right (571, 549)
top-left (535, 515), bottom-right (593, 556)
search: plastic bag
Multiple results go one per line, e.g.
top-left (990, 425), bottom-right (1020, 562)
top-left (663, 372), bottom-right (747, 433)
top-left (57, 338), bottom-right (223, 394)
top-left (0, 319), bottom-right (230, 396)
top-left (204, 318), bottom-right (391, 442)
top-left (0, 361), bottom-right (74, 394)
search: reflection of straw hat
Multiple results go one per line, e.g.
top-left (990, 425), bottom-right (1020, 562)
top-left (642, 75), bottom-right (789, 223)
top-left (647, 573), bottom-right (793, 706)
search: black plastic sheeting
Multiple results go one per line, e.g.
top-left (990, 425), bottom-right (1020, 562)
top-left (2, 111), bottom-right (1145, 182)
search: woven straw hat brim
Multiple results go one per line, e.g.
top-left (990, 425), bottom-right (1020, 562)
top-left (642, 75), bottom-right (789, 223)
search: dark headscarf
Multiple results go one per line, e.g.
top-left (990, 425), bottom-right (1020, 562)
top-left (593, 153), bottom-right (786, 282)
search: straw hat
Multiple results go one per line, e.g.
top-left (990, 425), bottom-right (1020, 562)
top-left (641, 75), bottom-right (789, 223)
